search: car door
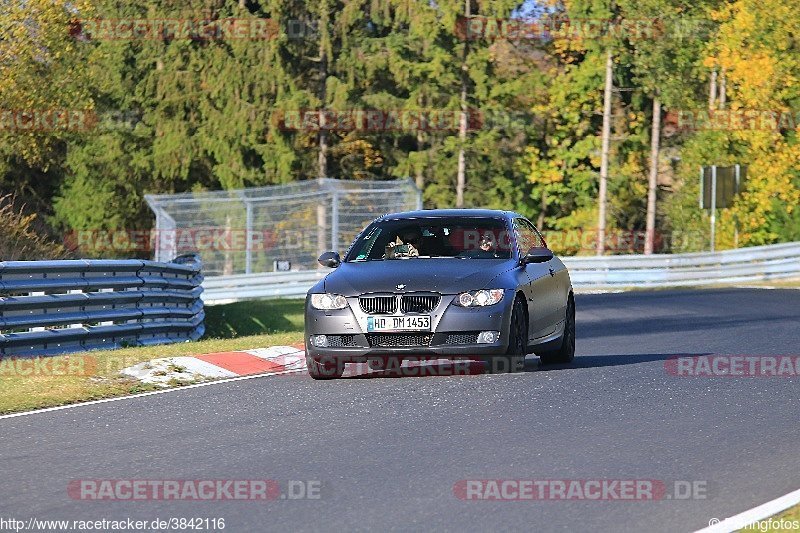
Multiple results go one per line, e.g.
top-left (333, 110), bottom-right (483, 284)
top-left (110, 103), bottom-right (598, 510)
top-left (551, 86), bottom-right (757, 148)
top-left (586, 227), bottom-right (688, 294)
top-left (513, 218), bottom-right (560, 340)
top-left (532, 223), bottom-right (570, 330)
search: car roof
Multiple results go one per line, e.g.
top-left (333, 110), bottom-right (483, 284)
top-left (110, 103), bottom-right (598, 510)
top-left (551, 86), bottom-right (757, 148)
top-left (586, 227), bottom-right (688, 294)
top-left (377, 209), bottom-right (524, 221)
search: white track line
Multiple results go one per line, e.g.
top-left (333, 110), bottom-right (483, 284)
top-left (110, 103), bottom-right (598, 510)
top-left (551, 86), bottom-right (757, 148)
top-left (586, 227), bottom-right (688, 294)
top-left (0, 368), bottom-right (304, 421)
top-left (695, 487), bottom-right (800, 532)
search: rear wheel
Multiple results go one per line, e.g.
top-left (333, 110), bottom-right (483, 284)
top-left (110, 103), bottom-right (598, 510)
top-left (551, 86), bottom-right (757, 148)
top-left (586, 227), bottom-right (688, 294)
top-left (306, 356), bottom-right (345, 380)
top-left (539, 293), bottom-right (575, 365)
top-left (485, 295), bottom-right (526, 373)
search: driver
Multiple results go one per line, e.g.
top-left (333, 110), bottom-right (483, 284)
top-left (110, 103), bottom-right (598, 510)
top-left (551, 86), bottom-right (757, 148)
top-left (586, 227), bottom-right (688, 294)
top-left (479, 233), bottom-right (495, 252)
top-left (398, 227), bottom-right (422, 256)
top-left (384, 227), bottom-right (422, 258)
top-left (472, 233), bottom-right (498, 258)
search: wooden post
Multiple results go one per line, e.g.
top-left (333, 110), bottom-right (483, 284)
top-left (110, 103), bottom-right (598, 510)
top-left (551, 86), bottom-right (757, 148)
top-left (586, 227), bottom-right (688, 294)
top-left (597, 49), bottom-right (613, 256)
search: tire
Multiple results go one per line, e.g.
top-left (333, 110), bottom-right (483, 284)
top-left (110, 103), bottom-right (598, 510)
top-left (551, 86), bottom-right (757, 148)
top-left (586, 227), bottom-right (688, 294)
top-left (306, 356), bottom-right (345, 380)
top-left (485, 295), bottom-right (526, 373)
top-left (539, 293), bottom-right (575, 365)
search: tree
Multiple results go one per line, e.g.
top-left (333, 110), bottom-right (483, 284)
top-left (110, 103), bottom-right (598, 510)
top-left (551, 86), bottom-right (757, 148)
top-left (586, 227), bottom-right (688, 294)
top-left (0, 0), bottom-right (95, 211)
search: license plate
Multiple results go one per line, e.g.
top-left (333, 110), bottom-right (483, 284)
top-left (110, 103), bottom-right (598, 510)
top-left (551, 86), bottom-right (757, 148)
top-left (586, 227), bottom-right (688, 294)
top-left (367, 315), bottom-right (431, 332)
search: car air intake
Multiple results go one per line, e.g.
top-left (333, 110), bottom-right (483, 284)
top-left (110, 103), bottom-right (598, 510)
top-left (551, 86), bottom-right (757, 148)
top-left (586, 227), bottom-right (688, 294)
top-left (444, 332), bottom-right (480, 345)
top-left (367, 333), bottom-right (434, 347)
top-left (359, 295), bottom-right (397, 315)
top-left (327, 335), bottom-right (358, 347)
top-left (400, 294), bottom-right (440, 314)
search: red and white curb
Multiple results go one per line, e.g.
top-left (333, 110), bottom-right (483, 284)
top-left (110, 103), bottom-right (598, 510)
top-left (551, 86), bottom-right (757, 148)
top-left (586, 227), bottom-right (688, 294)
top-left (121, 345), bottom-right (306, 385)
top-left (120, 347), bottom-right (495, 384)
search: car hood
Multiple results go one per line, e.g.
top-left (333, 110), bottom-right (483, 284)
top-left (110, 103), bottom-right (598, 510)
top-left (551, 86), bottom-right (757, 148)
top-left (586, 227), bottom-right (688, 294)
top-left (323, 259), bottom-right (517, 296)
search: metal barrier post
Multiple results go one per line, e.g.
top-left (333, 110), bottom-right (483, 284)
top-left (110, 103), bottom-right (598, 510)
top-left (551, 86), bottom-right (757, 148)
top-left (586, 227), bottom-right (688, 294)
top-left (710, 166), bottom-right (717, 252)
top-left (245, 200), bottom-right (253, 274)
top-left (331, 191), bottom-right (339, 253)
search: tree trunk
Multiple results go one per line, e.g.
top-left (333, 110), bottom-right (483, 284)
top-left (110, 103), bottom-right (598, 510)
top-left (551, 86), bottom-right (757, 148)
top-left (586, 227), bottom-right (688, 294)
top-left (537, 190), bottom-right (546, 229)
top-left (318, 54), bottom-right (328, 178)
top-left (708, 69), bottom-right (717, 110)
top-left (455, 0), bottom-right (470, 208)
top-left (644, 97), bottom-right (661, 255)
top-left (316, 1), bottom-right (330, 262)
top-left (317, 1), bottom-right (328, 179)
top-left (596, 49), bottom-right (613, 256)
top-left (416, 130), bottom-right (425, 190)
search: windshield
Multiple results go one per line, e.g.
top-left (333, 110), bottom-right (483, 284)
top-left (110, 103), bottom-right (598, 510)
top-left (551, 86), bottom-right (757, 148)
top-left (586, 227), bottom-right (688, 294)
top-left (345, 217), bottom-right (513, 261)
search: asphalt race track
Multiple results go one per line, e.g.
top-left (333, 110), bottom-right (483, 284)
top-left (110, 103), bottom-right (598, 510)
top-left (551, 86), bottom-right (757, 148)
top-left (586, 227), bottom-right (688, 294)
top-left (1, 288), bottom-right (799, 532)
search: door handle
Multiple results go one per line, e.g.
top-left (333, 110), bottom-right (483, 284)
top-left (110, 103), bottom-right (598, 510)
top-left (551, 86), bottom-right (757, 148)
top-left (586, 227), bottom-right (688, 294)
top-left (548, 267), bottom-right (555, 276)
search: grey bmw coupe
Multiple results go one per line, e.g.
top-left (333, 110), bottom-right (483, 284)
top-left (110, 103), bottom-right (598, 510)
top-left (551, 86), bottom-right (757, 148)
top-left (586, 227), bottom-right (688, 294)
top-left (304, 209), bottom-right (575, 379)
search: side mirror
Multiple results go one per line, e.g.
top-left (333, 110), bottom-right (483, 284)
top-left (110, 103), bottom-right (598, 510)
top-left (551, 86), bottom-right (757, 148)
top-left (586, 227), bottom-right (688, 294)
top-left (318, 251), bottom-right (341, 268)
top-left (522, 246), bottom-right (554, 264)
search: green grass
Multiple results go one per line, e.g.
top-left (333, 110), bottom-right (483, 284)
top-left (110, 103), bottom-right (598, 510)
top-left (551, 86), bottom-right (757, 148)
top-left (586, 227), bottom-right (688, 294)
top-left (0, 299), bottom-right (306, 415)
top-left (732, 278), bottom-right (800, 289)
top-left (741, 503), bottom-right (800, 532)
top-left (204, 298), bottom-right (305, 338)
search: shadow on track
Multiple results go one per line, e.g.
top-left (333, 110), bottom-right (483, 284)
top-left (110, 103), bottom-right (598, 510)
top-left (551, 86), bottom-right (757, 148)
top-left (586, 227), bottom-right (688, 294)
top-left (532, 352), bottom-right (710, 372)
top-left (579, 313), bottom-right (788, 340)
top-left (335, 353), bottom-right (707, 379)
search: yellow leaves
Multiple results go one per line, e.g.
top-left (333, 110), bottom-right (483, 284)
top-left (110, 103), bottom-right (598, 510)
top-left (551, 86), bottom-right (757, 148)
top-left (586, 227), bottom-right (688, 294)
top-left (724, 135), bottom-right (800, 246)
top-left (1, 0), bottom-right (93, 104)
top-left (698, 0), bottom-right (800, 245)
top-left (718, 52), bottom-right (777, 108)
top-left (627, 111), bottom-right (644, 130)
top-left (525, 147), bottom-right (565, 186)
top-left (331, 136), bottom-right (384, 179)
top-left (710, 0), bottom-right (800, 110)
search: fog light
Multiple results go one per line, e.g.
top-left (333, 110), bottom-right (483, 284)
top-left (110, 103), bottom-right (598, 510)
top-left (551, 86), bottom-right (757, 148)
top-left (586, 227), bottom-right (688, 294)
top-left (477, 331), bottom-right (499, 344)
top-left (312, 334), bottom-right (328, 347)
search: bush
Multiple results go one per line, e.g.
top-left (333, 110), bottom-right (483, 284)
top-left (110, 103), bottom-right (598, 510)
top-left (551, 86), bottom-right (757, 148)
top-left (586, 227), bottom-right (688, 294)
top-left (0, 194), bottom-right (70, 260)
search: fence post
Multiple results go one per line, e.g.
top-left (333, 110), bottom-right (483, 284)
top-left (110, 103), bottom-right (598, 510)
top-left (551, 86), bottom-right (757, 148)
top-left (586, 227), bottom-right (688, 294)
top-left (331, 190), bottom-right (340, 252)
top-left (153, 212), bottom-right (163, 263)
top-left (245, 200), bottom-right (253, 274)
top-left (710, 166), bottom-right (717, 252)
top-left (316, 201), bottom-right (327, 263)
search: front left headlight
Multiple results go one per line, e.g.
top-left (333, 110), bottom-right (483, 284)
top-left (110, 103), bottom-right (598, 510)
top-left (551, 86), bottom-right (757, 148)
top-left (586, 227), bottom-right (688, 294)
top-left (455, 289), bottom-right (504, 307)
top-left (311, 293), bottom-right (348, 310)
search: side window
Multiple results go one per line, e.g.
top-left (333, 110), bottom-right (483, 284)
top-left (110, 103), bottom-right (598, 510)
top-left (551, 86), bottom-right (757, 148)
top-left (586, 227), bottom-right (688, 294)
top-left (532, 224), bottom-right (547, 248)
top-left (513, 218), bottom-right (545, 253)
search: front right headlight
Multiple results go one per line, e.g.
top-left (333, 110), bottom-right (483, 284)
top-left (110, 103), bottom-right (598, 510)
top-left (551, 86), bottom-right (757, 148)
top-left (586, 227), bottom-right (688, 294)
top-left (454, 289), bottom-right (504, 307)
top-left (311, 293), bottom-right (348, 310)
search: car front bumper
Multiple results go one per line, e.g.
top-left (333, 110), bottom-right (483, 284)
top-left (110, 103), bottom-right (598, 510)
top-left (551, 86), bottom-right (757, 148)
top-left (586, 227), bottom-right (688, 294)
top-left (304, 291), bottom-right (515, 362)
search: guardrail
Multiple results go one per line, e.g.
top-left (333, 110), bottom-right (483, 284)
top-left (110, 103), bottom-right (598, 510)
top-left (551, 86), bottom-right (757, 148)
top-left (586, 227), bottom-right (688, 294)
top-left (563, 241), bottom-right (800, 289)
top-left (201, 242), bottom-right (800, 304)
top-left (202, 270), bottom-right (328, 304)
top-left (0, 255), bottom-right (204, 356)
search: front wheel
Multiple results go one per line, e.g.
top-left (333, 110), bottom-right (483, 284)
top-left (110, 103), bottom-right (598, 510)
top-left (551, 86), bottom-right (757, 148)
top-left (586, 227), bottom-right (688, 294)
top-left (485, 296), bottom-right (526, 373)
top-left (539, 293), bottom-right (575, 365)
top-left (307, 356), bottom-right (345, 380)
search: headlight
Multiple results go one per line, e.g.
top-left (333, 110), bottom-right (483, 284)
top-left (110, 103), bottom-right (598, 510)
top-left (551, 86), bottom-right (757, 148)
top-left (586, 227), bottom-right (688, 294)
top-left (310, 293), bottom-right (348, 310)
top-left (455, 289), bottom-right (504, 307)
